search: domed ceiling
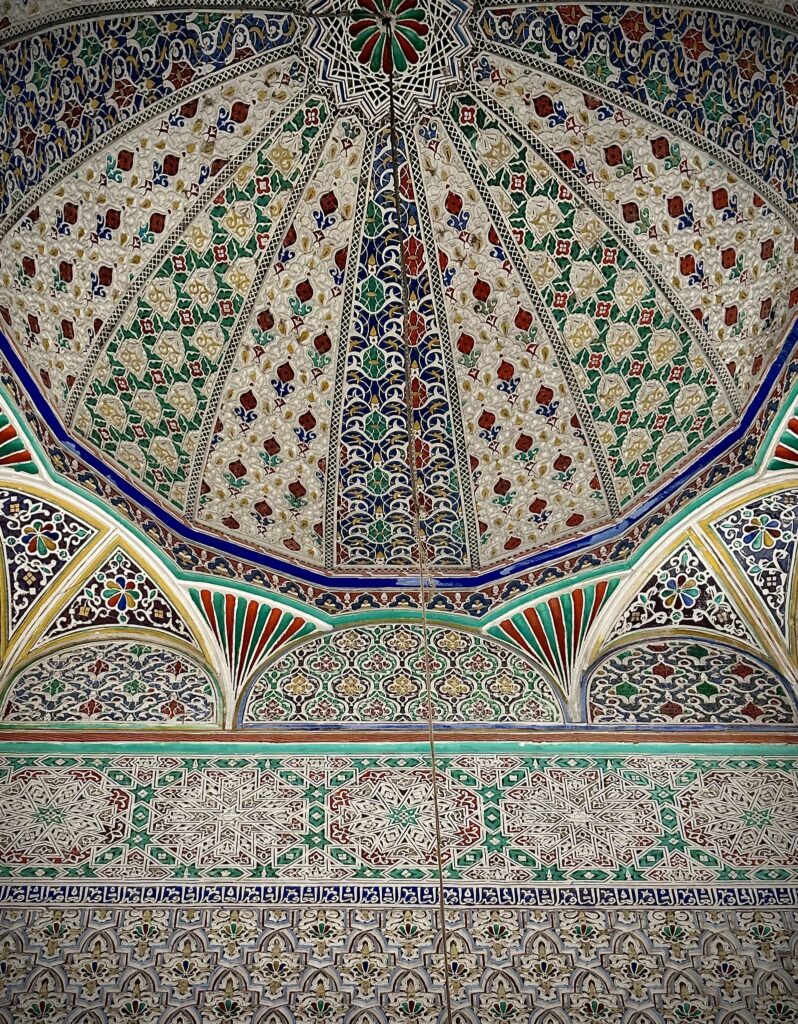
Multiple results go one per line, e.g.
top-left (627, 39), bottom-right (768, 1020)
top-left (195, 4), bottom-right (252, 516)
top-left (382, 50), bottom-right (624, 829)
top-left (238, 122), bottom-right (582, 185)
top-left (0, 1), bottom-right (796, 586)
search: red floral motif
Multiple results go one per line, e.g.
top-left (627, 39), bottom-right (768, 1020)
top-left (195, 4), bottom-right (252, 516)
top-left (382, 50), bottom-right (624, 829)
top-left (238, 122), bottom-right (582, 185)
top-left (78, 698), bottom-right (103, 717)
top-left (167, 61), bottom-right (194, 90)
top-left (61, 101), bottom-right (83, 130)
top-left (659, 700), bottom-right (683, 719)
top-left (515, 308), bottom-right (534, 331)
top-left (403, 236), bottom-right (425, 276)
top-left (406, 309), bottom-right (425, 346)
top-left (682, 28), bottom-right (707, 61)
top-left (457, 332), bottom-right (475, 355)
top-left (736, 49), bottom-right (759, 81)
top-left (445, 191), bottom-right (463, 215)
top-left (161, 699), bottom-right (186, 719)
top-left (619, 9), bottom-right (648, 42)
top-left (556, 5), bottom-right (587, 26)
top-left (349, 0), bottom-right (429, 74)
top-left (111, 78), bottom-right (136, 109)
top-left (472, 278), bottom-right (491, 302)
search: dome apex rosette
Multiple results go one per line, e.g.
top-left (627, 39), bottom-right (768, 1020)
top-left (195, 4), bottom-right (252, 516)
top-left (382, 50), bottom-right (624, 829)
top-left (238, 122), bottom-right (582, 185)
top-left (307, 0), bottom-right (472, 119)
top-left (349, 0), bottom-right (430, 75)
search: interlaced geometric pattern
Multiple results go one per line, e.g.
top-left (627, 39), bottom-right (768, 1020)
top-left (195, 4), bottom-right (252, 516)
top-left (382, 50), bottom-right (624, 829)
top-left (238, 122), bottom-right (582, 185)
top-left (1, 750), bottom-right (796, 883)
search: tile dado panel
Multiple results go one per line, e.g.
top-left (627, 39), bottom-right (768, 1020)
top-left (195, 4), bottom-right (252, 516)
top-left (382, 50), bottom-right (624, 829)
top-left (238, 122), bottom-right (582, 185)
top-left (1, 746), bottom-right (797, 885)
top-left (1, 744), bottom-right (797, 1021)
top-left (0, 905), bottom-right (797, 1023)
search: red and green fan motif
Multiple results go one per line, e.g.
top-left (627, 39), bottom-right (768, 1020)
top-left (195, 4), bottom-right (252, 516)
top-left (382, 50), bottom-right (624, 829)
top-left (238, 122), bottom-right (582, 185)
top-left (487, 579), bottom-right (619, 691)
top-left (0, 408), bottom-right (36, 474)
top-left (769, 414), bottom-right (798, 471)
top-left (191, 588), bottom-right (317, 689)
top-left (349, 0), bottom-right (429, 74)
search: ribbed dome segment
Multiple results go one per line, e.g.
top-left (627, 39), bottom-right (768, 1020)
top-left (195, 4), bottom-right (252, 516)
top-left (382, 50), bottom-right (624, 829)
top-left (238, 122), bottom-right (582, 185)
top-left (0, 3), bottom-right (795, 582)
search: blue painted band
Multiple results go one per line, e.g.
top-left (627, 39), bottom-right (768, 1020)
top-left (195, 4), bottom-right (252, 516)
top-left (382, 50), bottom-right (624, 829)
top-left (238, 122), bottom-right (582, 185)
top-left (1, 882), bottom-right (796, 908)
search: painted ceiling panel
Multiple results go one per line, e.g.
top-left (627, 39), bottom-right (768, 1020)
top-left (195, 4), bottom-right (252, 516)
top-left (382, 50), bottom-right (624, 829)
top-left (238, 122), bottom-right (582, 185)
top-left (1, 59), bottom-right (308, 416)
top-left (478, 4), bottom-right (798, 207)
top-left (447, 88), bottom-right (736, 510)
top-left (0, 2), bottom-right (794, 581)
top-left (415, 113), bottom-right (611, 563)
top-left (196, 115), bottom-right (368, 564)
top-left (74, 94), bottom-right (332, 512)
top-left (0, 11), bottom-right (301, 221)
top-left (335, 127), bottom-right (469, 567)
top-left (477, 53), bottom-right (797, 402)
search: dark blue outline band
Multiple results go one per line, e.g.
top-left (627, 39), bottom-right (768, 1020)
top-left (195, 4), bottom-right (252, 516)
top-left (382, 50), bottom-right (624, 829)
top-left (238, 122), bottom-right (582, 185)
top-left (2, 318), bottom-right (797, 591)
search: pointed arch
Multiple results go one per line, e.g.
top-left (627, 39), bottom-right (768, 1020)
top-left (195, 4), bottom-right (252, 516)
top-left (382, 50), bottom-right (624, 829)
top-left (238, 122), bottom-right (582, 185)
top-left (252, 1008), bottom-right (292, 1024)
top-left (66, 1011), bottom-right (105, 1024)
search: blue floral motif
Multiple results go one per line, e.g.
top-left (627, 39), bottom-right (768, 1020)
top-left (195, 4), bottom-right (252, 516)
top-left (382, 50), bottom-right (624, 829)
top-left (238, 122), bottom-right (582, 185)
top-left (479, 5), bottom-right (797, 202)
top-left (0, 12), bottom-right (298, 218)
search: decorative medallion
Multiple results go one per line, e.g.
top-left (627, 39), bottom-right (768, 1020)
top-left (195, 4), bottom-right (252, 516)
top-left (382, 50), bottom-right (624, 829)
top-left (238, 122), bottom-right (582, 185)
top-left (349, 0), bottom-right (429, 74)
top-left (308, 0), bottom-right (471, 118)
top-left (327, 767), bottom-right (481, 869)
top-left (0, 766), bottom-right (132, 866)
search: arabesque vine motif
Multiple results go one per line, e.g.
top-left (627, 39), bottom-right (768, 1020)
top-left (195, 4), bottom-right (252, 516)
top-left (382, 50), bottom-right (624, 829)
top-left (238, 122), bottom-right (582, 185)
top-left (335, 128), bottom-right (467, 566)
top-left (0, 488), bottom-right (95, 632)
top-left (479, 4), bottom-right (798, 203)
top-left (2, 640), bottom-right (218, 725)
top-left (242, 624), bottom-right (561, 725)
top-left (588, 638), bottom-right (797, 725)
